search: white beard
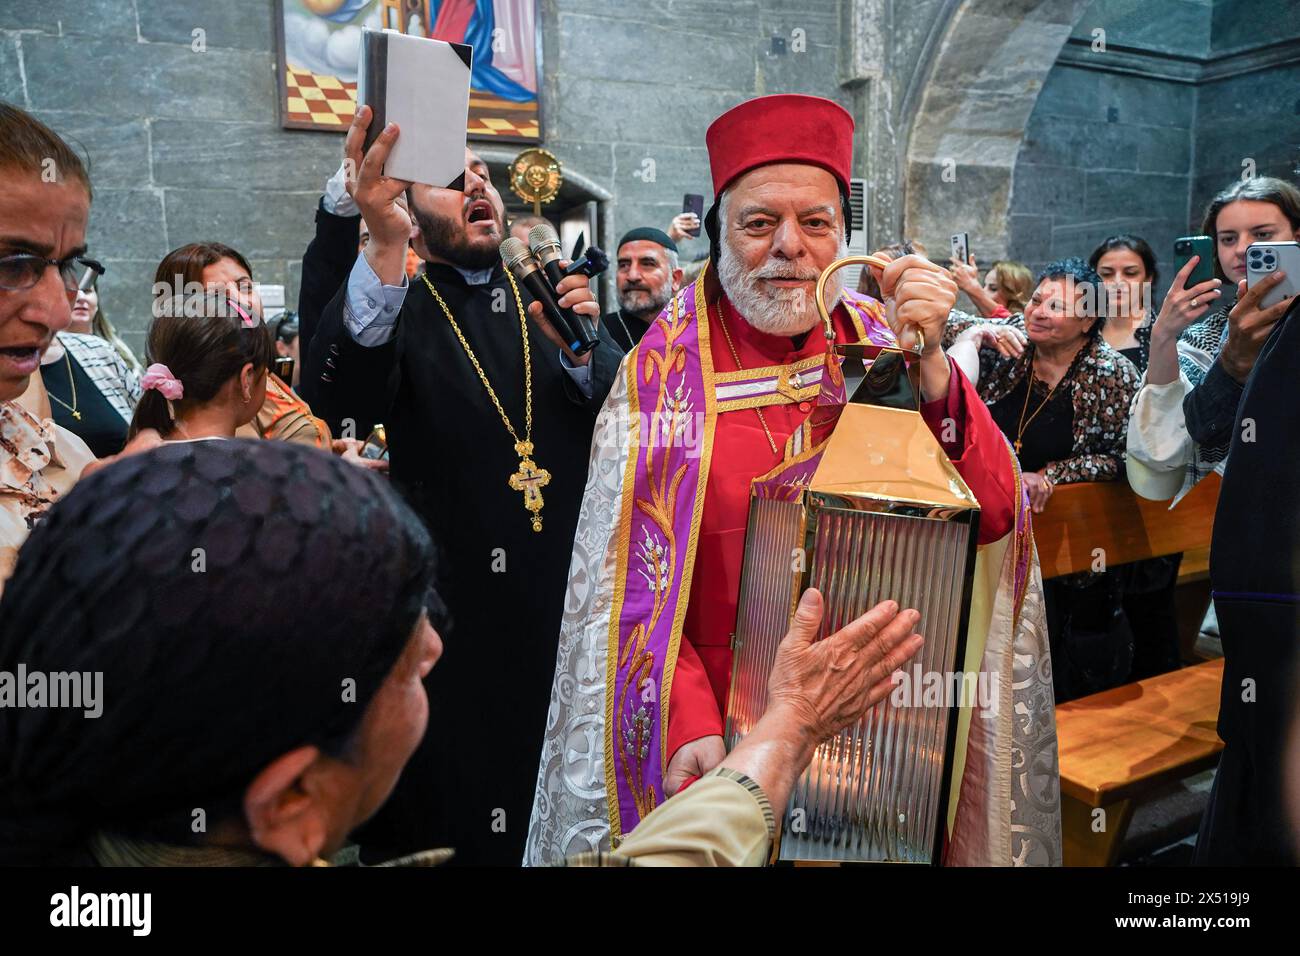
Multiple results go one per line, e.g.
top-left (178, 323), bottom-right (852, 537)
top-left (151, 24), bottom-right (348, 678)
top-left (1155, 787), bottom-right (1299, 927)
top-left (717, 233), bottom-right (848, 336)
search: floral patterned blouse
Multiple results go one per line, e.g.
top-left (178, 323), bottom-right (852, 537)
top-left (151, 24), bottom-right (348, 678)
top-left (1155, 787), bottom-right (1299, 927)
top-left (1, 400), bottom-right (94, 596)
top-left (945, 310), bottom-right (1143, 484)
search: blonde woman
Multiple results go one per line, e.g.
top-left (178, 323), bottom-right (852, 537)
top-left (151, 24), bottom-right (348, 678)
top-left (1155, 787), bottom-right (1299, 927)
top-left (950, 255), bottom-right (1033, 318)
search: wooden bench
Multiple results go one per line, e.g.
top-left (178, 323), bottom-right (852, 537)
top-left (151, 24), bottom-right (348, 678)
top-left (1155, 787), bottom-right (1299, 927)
top-left (1033, 474), bottom-right (1220, 578)
top-left (1032, 475), bottom-right (1223, 864)
top-left (1055, 658), bottom-right (1224, 865)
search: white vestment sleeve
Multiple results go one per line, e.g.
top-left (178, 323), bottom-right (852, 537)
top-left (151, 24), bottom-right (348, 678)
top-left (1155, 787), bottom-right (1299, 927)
top-left (1126, 371), bottom-right (1193, 502)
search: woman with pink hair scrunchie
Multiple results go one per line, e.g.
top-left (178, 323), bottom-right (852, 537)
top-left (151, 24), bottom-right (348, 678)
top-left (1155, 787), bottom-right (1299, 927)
top-left (139, 363), bottom-right (183, 401)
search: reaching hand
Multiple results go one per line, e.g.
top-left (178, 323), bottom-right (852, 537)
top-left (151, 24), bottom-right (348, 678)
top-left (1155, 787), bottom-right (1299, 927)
top-left (1219, 271), bottom-right (1294, 383)
top-left (765, 589), bottom-right (924, 745)
top-left (948, 253), bottom-right (981, 294)
top-left (710, 589), bottom-right (924, 818)
top-left (957, 322), bottom-right (1027, 359)
top-left (1153, 255), bottom-right (1223, 342)
top-left (332, 438), bottom-right (389, 474)
top-left (344, 105), bottom-right (414, 283)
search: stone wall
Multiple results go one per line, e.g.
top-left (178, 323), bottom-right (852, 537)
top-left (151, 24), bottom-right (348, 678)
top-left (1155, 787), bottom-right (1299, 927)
top-left (0, 0), bottom-right (855, 351)
top-left (1, 0), bottom-right (343, 351)
top-left (901, 0), bottom-right (1093, 273)
top-left (3, 0), bottom-right (1297, 350)
top-left (1007, 65), bottom-right (1195, 292)
top-left (1006, 0), bottom-right (1300, 299)
top-left (540, 0), bottom-right (849, 267)
top-left (1192, 0), bottom-right (1300, 220)
top-left (1192, 62), bottom-right (1300, 218)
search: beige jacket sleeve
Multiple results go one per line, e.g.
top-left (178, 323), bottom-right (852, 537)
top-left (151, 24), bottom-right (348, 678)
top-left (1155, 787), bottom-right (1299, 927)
top-left (1126, 371), bottom-right (1192, 502)
top-left (606, 768), bottom-right (776, 867)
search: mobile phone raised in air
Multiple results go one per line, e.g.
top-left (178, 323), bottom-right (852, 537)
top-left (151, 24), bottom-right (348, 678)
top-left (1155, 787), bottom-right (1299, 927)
top-left (1245, 241), bottom-right (1300, 309)
top-left (271, 355), bottom-right (294, 386)
top-left (1174, 235), bottom-right (1215, 287)
top-left (950, 232), bottom-right (970, 266)
top-left (360, 424), bottom-right (389, 461)
top-left (682, 194), bottom-right (704, 237)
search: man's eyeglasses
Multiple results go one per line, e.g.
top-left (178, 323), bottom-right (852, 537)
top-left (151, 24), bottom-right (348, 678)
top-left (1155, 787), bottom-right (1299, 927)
top-left (0, 253), bottom-right (105, 294)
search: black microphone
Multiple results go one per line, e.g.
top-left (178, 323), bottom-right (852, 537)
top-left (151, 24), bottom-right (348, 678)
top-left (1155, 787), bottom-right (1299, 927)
top-left (564, 245), bottom-right (609, 281)
top-left (528, 224), bottom-right (601, 353)
top-left (499, 237), bottom-right (595, 356)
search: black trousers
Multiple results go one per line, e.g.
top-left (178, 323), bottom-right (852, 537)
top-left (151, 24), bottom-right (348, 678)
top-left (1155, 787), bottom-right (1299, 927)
top-left (1044, 570), bottom-right (1133, 703)
top-left (1195, 598), bottom-right (1298, 866)
top-left (1120, 553), bottom-right (1184, 680)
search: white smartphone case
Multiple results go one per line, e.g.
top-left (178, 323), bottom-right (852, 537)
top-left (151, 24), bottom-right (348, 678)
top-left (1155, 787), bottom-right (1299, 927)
top-left (1246, 241), bottom-right (1300, 309)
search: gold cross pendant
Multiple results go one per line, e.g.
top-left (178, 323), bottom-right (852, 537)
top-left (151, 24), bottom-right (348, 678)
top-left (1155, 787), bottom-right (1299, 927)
top-left (72, 411), bottom-right (82, 420)
top-left (776, 367), bottom-right (808, 402)
top-left (508, 440), bottom-right (551, 532)
top-left (1013, 439), bottom-right (1022, 453)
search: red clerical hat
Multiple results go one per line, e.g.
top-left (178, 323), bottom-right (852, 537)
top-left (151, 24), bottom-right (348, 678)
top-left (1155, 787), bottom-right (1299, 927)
top-left (705, 94), bottom-right (855, 196)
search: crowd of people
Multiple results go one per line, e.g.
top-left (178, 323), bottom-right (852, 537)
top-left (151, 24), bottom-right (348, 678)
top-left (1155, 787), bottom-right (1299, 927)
top-left (0, 89), bottom-right (1296, 868)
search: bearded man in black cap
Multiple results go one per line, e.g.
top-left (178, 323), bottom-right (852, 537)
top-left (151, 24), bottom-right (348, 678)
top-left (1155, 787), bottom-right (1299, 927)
top-left (606, 227), bottom-right (683, 351)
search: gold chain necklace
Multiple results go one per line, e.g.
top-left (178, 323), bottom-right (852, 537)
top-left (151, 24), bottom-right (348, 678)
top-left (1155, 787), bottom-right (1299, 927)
top-left (421, 270), bottom-right (551, 532)
top-left (1014, 351), bottom-right (1067, 455)
top-left (713, 300), bottom-right (779, 456)
top-left (48, 350), bottom-right (82, 421)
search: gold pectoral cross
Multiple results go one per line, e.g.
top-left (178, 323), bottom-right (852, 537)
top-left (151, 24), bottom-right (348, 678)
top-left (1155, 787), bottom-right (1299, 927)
top-left (775, 367), bottom-right (809, 402)
top-left (508, 440), bottom-right (551, 532)
top-left (1014, 439), bottom-right (1022, 454)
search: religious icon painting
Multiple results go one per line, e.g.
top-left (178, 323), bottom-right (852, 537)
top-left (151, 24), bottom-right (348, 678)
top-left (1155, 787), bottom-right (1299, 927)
top-left (274, 0), bottom-right (544, 142)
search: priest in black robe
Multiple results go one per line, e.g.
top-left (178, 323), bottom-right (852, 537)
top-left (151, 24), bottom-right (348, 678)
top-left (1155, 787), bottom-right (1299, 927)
top-left (1196, 293), bottom-right (1300, 865)
top-left (304, 107), bottom-right (623, 865)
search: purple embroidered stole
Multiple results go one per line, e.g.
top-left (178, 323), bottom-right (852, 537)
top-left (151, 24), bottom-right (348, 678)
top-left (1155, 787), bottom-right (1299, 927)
top-left (604, 278), bottom-right (894, 839)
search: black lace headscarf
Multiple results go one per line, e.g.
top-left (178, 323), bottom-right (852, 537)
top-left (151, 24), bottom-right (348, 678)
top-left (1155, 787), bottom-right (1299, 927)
top-left (0, 439), bottom-right (439, 864)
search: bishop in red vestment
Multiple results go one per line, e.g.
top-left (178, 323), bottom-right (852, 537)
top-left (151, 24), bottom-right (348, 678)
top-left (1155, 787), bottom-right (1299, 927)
top-left (526, 95), bottom-right (1059, 866)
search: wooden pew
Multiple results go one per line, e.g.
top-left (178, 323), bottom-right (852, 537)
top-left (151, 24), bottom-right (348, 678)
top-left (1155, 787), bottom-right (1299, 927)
top-left (1055, 658), bottom-right (1224, 865)
top-left (1032, 474), bottom-right (1220, 577)
top-left (1034, 474), bottom-right (1220, 660)
top-left (1031, 475), bottom-right (1223, 865)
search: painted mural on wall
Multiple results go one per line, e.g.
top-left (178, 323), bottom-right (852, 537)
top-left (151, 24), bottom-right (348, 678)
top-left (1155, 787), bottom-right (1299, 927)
top-left (275, 0), bottom-right (542, 142)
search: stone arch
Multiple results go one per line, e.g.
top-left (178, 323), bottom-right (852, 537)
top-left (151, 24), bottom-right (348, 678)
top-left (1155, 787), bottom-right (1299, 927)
top-left (902, 0), bottom-right (1093, 261)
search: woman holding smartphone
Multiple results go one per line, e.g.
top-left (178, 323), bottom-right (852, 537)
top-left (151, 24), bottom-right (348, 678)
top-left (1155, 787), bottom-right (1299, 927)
top-left (1185, 178), bottom-right (1300, 389)
top-left (1128, 176), bottom-right (1300, 503)
top-left (1176, 177), bottom-right (1300, 868)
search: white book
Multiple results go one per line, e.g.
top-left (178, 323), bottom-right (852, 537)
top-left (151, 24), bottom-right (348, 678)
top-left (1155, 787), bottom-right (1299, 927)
top-left (357, 28), bottom-right (473, 189)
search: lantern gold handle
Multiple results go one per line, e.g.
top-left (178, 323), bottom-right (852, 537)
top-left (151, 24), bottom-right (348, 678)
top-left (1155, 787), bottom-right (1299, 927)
top-left (815, 254), bottom-right (926, 353)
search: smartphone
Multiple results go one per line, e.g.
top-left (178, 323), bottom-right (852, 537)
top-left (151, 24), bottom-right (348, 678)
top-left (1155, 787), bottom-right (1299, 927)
top-left (77, 265), bottom-right (98, 293)
top-left (682, 194), bottom-right (704, 237)
top-left (271, 355), bottom-right (294, 386)
top-left (1174, 235), bottom-right (1215, 287)
top-left (1246, 240), bottom-right (1300, 308)
top-left (950, 232), bottom-right (970, 266)
top-left (360, 424), bottom-right (389, 461)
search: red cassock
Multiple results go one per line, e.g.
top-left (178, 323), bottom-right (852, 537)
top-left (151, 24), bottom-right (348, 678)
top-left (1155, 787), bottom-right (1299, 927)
top-left (665, 294), bottom-right (1018, 758)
